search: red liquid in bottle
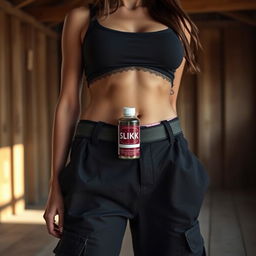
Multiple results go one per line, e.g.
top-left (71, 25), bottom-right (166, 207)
top-left (118, 107), bottom-right (140, 159)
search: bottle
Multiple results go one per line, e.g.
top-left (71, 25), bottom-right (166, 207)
top-left (118, 107), bottom-right (140, 159)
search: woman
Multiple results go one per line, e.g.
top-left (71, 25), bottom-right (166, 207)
top-left (43, 0), bottom-right (210, 255)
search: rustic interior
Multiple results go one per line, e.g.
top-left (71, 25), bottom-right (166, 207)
top-left (0, 1), bottom-right (256, 254)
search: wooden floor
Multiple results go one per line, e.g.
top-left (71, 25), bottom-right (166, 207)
top-left (0, 188), bottom-right (255, 256)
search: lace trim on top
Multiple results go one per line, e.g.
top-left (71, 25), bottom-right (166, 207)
top-left (87, 66), bottom-right (174, 95)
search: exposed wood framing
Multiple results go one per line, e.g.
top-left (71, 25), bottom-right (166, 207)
top-left (181, 0), bottom-right (256, 13)
top-left (47, 21), bottom-right (61, 28)
top-left (2, 0), bottom-right (256, 28)
top-left (25, 0), bottom-right (87, 22)
top-left (11, 0), bottom-right (256, 24)
top-left (219, 11), bottom-right (256, 26)
top-left (195, 19), bottom-right (253, 28)
top-left (0, 0), bottom-right (58, 38)
top-left (16, 0), bottom-right (35, 9)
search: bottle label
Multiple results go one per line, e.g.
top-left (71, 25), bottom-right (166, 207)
top-left (118, 124), bottom-right (140, 158)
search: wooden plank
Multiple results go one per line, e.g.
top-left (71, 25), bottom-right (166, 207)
top-left (0, 223), bottom-right (37, 252)
top-left (233, 189), bottom-right (256, 256)
top-left (220, 11), bottom-right (256, 27)
top-left (181, 0), bottom-right (256, 13)
top-left (34, 239), bottom-right (58, 256)
top-left (196, 28), bottom-right (223, 187)
top-left (0, 224), bottom-right (54, 255)
top-left (0, 0), bottom-right (58, 37)
top-left (23, 24), bottom-right (40, 204)
top-left (209, 189), bottom-right (246, 255)
top-left (25, 0), bottom-right (86, 22)
top-left (16, 0), bottom-right (35, 9)
top-left (46, 37), bottom-right (60, 192)
top-left (35, 30), bottom-right (50, 201)
top-left (0, 10), bottom-right (13, 221)
top-left (10, 15), bottom-right (25, 215)
top-left (15, 0), bottom-right (256, 23)
top-left (223, 26), bottom-right (256, 188)
top-left (194, 20), bottom-right (252, 29)
top-left (0, 223), bottom-right (18, 234)
top-left (47, 37), bottom-right (60, 138)
top-left (0, 209), bottom-right (57, 255)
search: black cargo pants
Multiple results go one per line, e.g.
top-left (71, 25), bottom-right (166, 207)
top-left (53, 117), bottom-right (210, 256)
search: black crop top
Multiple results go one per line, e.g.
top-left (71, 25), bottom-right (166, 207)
top-left (82, 17), bottom-right (184, 90)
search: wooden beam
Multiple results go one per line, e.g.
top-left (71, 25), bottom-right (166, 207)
top-left (25, 0), bottom-right (87, 22)
top-left (197, 28), bottom-right (223, 187)
top-left (26, 5), bottom-right (71, 22)
top-left (16, 0), bottom-right (35, 9)
top-left (10, 15), bottom-right (26, 214)
top-left (0, 9), bottom-right (13, 221)
top-left (219, 11), bottom-right (256, 26)
top-left (47, 21), bottom-right (61, 28)
top-left (0, 0), bottom-right (58, 38)
top-left (22, 0), bottom-right (256, 23)
top-left (181, 0), bottom-right (256, 13)
top-left (35, 30), bottom-right (50, 201)
top-left (23, 25), bottom-right (41, 204)
top-left (195, 19), bottom-right (252, 28)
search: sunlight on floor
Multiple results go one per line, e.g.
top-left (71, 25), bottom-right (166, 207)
top-left (2, 209), bottom-right (46, 224)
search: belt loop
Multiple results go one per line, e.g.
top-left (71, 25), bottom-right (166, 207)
top-left (90, 121), bottom-right (105, 145)
top-left (160, 120), bottom-right (175, 145)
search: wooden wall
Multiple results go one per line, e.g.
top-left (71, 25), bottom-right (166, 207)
top-left (178, 20), bottom-right (256, 188)
top-left (0, 8), bottom-right (60, 222)
top-left (1, 6), bottom-right (256, 223)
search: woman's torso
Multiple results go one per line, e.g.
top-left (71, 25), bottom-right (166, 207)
top-left (80, 6), bottom-right (184, 125)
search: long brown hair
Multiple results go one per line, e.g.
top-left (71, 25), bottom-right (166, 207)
top-left (86, 0), bottom-right (202, 74)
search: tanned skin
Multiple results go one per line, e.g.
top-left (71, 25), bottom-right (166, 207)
top-left (43, 1), bottom-right (191, 238)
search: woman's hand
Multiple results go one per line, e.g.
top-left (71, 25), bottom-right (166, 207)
top-left (43, 181), bottom-right (64, 238)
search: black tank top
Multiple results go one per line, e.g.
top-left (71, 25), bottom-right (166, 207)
top-left (82, 17), bottom-right (184, 90)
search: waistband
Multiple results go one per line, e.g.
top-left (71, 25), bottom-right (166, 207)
top-left (75, 117), bottom-right (183, 143)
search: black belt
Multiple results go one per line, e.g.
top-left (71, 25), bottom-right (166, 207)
top-left (75, 118), bottom-right (183, 143)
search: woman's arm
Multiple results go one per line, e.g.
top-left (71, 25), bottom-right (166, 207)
top-left (49, 7), bottom-right (90, 187)
top-left (43, 6), bottom-right (90, 238)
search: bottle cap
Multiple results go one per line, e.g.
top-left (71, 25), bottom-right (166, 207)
top-left (123, 107), bottom-right (136, 117)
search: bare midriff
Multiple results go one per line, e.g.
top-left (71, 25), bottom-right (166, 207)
top-left (80, 70), bottom-right (178, 126)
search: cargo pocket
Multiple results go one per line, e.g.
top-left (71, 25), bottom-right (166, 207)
top-left (184, 221), bottom-right (205, 255)
top-left (53, 229), bottom-right (88, 255)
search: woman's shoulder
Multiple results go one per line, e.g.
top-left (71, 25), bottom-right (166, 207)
top-left (64, 6), bottom-right (90, 20)
top-left (62, 6), bottom-right (91, 44)
top-left (63, 6), bottom-right (90, 27)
